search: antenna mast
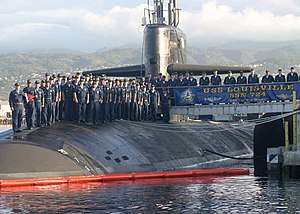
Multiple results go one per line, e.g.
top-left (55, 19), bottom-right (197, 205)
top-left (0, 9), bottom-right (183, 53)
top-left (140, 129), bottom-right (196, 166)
top-left (142, 0), bottom-right (180, 26)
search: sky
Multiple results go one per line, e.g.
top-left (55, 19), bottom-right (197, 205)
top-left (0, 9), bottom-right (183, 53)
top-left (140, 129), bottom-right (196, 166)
top-left (0, 0), bottom-right (300, 52)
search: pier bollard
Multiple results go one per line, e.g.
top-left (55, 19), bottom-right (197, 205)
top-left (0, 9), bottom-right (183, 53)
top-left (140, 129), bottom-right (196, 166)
top-left (293, 91), bottom-right (297, 150)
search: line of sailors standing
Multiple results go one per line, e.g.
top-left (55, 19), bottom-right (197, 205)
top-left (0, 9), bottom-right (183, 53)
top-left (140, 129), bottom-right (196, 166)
top-left (9, 73), bottom-right (172, 134)
top-left (8, 66), bottom-right (299, 133)
top-left (166, 66), bottom-right (299, 87)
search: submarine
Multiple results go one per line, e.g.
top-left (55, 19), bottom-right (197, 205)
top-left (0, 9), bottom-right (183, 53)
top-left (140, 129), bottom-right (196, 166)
top-left (0, 0), bottom-right (253, 181)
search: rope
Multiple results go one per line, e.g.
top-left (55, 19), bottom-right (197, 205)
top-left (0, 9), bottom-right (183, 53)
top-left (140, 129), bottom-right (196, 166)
top-left (203, 149), bottom-right (265, 160)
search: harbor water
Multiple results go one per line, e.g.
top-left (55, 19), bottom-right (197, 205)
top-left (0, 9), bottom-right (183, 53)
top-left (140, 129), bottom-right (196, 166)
top-left (0, 127), bottom-right (300, 213)
top-left (0, 175), bottom-right (300, 213)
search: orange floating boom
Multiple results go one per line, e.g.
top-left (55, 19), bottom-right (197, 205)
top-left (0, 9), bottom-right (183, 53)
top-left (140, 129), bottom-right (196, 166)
top-left (0, 168), bottom-right (249, 188)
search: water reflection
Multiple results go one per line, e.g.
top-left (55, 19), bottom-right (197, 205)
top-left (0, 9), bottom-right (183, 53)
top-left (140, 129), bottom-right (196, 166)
top-left (0, 176), bottom-right (299, 213)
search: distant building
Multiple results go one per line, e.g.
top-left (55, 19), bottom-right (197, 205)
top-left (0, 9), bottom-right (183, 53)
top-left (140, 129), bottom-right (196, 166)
top-left (0, 103), bottom-right (12, 118)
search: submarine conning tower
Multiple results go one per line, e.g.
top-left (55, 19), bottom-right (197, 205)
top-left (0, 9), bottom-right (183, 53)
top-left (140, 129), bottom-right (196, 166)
top-left (143, 0), bottom-right (187, 77)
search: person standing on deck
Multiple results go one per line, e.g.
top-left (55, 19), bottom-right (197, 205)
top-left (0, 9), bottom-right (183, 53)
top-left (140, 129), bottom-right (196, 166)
top-left (9, 83), bottom-right (25, 134)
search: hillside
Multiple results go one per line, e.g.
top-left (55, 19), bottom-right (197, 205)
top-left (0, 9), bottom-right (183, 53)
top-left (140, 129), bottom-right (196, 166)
top-left (1, 41), bottom-right (300, 102)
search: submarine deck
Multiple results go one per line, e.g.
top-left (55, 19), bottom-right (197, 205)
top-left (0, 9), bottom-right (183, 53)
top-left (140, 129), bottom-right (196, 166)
top-left (0, 121), bottom-right (254, 179)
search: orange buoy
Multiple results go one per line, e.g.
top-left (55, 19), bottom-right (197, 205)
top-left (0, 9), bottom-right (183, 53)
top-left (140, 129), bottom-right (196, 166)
top-left (0, 168), bottom-right (249, 188)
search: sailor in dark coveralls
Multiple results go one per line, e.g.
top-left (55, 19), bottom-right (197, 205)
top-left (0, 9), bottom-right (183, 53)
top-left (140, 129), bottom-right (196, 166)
top-left (97, 77), bottom-right (104, 122)
top-left (40, 80), bottom-right (46, 125)
top-left (89, 82), bottom-right (101, 124)
top-left (157, 75), bottom-right (168, 94)
top-left (160, 88), bottom-right (171, 123)
top-left (287, 67), bottom-right (299, 82)
top-left (248, 69), bottom-right (259, 84)
top-left (262, 70), bottom-right (274, 83)
top-left (70, 76), bottom-right (80, 120)
top-left (115, 79), bottom-right (122, 120)
top-left (141, 85), bottom-right (150, 121)
top-left (43, 80), bottom-right (55, 126)
top-left (9, 83), bottom-right (24, 133)
top-left (23, 79), bottom-right (36, 130)
top-left (188, 73), bottom-right (197, 86)
top-left (168, 73), bottom-right (177, 106)
top-left (199, 72), bottom-right (209, 86)
top-left (130, 82), bottom-right (137, 120)
top-left (74, 79), bottom-right (89, 123)
top-left (211, 70), bottom-right (222, 85)
top-left (109, 80), bottom-right (116, 122)
top-left (50, 76), bottom-right (58, 124)
top-left (103, 79), bottom-right (110, 122)
top-left (149, 85), bottom-right (159, 122)
top-left (121, 79), bottom-right (128, 120)
top-left (62, 77), bottom-right (75, 121)
top-left (176, 73), bottom-right (186, 87)
top-left (136, 84), bottom-right (143, 121)
top-left (275, 69), bottom-right (286, 82)
top-left (237, 71), bottom-right (247, 84)
top-left (34, 80), bottom-right (44, 127)
top-left (55, 74), bottom-right (63, 121)
top-left (126, 80), bottom-right (131, 120)
top-left (224, 71), bottom-right (236, 85)
top-left (45, 73), bottom-right (50, 82)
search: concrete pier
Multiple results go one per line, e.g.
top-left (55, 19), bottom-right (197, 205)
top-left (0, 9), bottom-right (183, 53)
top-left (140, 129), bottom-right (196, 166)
top-left (267, 114), bottom-right (300, 179)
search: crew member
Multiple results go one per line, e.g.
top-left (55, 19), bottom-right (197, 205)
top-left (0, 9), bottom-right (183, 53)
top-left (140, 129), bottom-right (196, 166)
top-left (136, 84), bottom-right (143, 121)
top-left (176, 73), bottom-right (186, 86)
top-left (199, 72), bottom-right (209, 86)
top-left (9, 83), bottom-right (24, 133)
top-left (34, 80), bottom-right (44, 127)
top-left (168, 73), bottom-right (177, 105)
top-left (248, 69), bottom-right (259, 84)
top-left (262, 70), bottom-right (274, 83)
top-left (211, 71), bottom-right (222, 85)
top-left (43, 80), bottom-right (55, 126)
top-left (149, 85), bottom-right (159, 122)
top-left (56, 74), bottom-right (63, 121)
top-left (184, 71), bottom-right (190, 86)
top-left (74, 79), bottom-right (89, 123)
top-left (62, 77), bottom-right (75, 121)
top-left (99, 77), bottom-right (107, 123)
top-left (115, 79), bottom-right (122, 120)
top-left (109, 80), bottom-right (116, 122)
top-left (224, 71), bottom-right (236, 85)
top-left (141, 85), bottom-right (150, 121)
top-left (45, 73), bottom-right (50, 82)
top-left (23, 79), bottom-right (35, 130)
top-left (160, 88), bottom-right (171, 123)
top-left (50, 76), bottom-right (58, 124)
top-left (121, 79), bottom-right (128, 120)
top-left (40, 80), bottom-right (46, 125)
top-left (88, 82), bottom-right (101, 124)
top-left (103, 79), bottom-right (110, 122)
top-left (130, 82), bottom-right (137, 120)
top-left (287, 67), bottom-right (299, 82)
top-left (125, 80), bottom-right (131, 120)
top-left (237, 71), bottom-right (247, 84)
top-left (275, 69), bottom-right (286, 83)
top-left (188, 73), bottom-right (197, 86)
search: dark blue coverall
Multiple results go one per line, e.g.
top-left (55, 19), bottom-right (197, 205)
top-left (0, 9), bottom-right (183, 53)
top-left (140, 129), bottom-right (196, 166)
top-left (9, 90), bottom-right (24, 133)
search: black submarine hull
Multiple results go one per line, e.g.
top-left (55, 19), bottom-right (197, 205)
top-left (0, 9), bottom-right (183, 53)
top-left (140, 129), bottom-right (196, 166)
top-left (0, 121), bottom-right (253, 180)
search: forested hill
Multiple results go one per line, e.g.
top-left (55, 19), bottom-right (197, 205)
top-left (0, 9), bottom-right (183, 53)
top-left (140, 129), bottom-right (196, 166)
top-left (0, 41), bottom-right (300, 102)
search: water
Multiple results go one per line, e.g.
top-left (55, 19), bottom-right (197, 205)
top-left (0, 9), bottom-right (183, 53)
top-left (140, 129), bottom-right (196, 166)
top-left (0, 128), bottom-right (299, 213)
top-left (0, 176), bottom-right (300, 213)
